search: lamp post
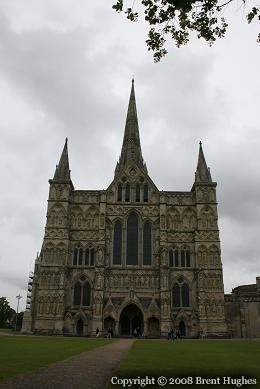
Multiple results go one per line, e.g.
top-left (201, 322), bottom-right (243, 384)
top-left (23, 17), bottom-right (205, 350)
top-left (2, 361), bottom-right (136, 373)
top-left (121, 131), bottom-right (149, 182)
top-left (15, 294), bottom-right (22, 332)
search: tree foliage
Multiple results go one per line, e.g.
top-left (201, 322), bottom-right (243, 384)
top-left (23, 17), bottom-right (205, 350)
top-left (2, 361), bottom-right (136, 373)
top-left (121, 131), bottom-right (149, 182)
top-left (112, 0), bottom-right (260, 61)
top-left (0, 297), bottom-right (15, 327)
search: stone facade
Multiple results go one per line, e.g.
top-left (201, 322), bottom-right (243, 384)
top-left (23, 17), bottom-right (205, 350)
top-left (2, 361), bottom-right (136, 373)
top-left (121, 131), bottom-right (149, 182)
top-left (225, 277), bottom-right (260, 338)
top-left (22, 81), bottom-right (227, 337)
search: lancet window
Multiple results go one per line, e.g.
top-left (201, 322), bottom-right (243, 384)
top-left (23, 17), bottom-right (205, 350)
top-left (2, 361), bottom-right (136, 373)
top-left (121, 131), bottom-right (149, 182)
top-left (169, 247), bottom-right (192, 268)
top-left (172, 282), bottom-right (190, 307)
top-left (117, 183), bottom-right (122, 202)
top-left (73, 280), bottom-right (91, 306)
top-left (73, 247), bottom-right (95, 267)
top-left (143, 220), bottom-right (152, 265)
top-left (113, 220), bottom-right (122, 265)
top-left (144, 183), bottom-right (148, 202)
top-left (126, 212), bottom-right (138, 265)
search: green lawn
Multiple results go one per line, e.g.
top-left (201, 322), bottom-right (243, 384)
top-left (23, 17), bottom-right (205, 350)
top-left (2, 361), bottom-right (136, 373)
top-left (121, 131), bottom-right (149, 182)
top-left (0, 336), bottom-right (113, 381)
top-left (0, 328), bottom-right (13, 333)
top-left (110, 340), bottom-right (260, 388)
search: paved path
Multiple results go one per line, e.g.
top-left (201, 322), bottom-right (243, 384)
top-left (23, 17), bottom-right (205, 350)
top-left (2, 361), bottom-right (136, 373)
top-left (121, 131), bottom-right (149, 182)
top-left (0, 339), bottom-right (134, 389)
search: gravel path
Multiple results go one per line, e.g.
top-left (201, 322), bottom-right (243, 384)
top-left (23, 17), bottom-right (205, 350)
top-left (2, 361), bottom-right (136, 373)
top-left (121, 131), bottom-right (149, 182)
top-left (0, 339), bottom-right (134, 389)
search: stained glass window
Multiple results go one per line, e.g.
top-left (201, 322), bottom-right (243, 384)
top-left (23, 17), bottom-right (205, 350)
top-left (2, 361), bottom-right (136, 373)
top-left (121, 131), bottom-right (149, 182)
top-left (82, 282), bottom-right (91, 306)
top-left (182, 283), bottom-right (189, 307)
top-left (172, 284), bottom-right (181, 307)
top-left (143, 221), bottom-right (151, 265)
top-left (113, 221), bottom-right (122, 265)
top-left (126, 213), bottom-right (138, 265)
top-left (73, 282), bottom-right (81, 305)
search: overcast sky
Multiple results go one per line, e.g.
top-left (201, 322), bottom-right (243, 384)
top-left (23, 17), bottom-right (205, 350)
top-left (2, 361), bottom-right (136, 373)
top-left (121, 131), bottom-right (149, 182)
top-left (0, 1), bottom-right (259, 310)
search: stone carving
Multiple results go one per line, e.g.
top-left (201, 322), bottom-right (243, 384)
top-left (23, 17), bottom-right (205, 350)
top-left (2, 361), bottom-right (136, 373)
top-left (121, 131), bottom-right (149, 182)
top-left (106, 272), bottom-right (159, 289)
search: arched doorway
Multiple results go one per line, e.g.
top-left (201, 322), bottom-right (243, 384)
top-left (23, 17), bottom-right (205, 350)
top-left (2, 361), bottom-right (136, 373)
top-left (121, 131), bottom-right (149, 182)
top-left (120, 304), bottom-right (143, 336)
top-left (147, 317), bottom-right (160, 337)
top-left (104, 316), bottom-right (116, 336)
top-left (76, 318), bottom-right (84, 336)
top-left (179, 320), bottom-right (186, 337)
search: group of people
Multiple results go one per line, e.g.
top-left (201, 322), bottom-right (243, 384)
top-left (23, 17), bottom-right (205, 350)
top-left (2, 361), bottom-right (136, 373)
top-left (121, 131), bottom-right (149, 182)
top-left (133, 326), bottom-right (142, 337)
top-left (95, 327), bottom-right (113, 338)
top-left (167, 329), bottom-right (181, 341)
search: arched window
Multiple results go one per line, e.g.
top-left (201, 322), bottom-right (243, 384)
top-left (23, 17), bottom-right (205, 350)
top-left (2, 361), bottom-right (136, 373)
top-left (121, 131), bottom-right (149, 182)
top-left (135, 183), bottom-right (140, 202)
top-left (186, 250), bottom-right (191, 267)
top-left (182, 283), bottom-right (189, 307)
top-left (127, 213), bottom-right (138, 265)
top-left (78, 248), bottom-right (83, 266)
top-left (113, 221), bottom-right (122, 265)
top-left (175, 250), bottom-right (179, 267)
top-left (169, 250), bottom-right (174, 267)
top-left (73, 248), bottom-right (78, 265)
top-left (73, 282), bottom-right (81, 305)
top-left (172, 283), bottom-right (190, 307)
top-left (143, 221), bottom-right (152, 265)
top-left (85, 248), bottom-right (89, 266)
top-left (181, 250), bottom-right (185, 267)
top-left (90, 248), bottom-right (95, 266)
top-left (125, 183), bottom-right (130, 202)
top-left (144, 184), bottom-right (148, 202)
top-left (82, 282), bottom-right (91, 306)
top-left (172, 284), bottom-right (181, 307)
top-left (117, 183), bottom-right (122, 202)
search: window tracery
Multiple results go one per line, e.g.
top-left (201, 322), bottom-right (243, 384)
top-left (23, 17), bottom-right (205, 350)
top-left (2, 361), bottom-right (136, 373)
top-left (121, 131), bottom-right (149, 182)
top-left (172, 281), bottom-right (190, 307)
top-left (73, 280), bottom-right (91, 307)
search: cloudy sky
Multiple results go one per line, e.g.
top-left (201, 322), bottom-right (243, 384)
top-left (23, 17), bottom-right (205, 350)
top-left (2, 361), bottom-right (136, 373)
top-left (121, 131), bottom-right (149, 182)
top-left (0, 1), bottom-right (259, 310)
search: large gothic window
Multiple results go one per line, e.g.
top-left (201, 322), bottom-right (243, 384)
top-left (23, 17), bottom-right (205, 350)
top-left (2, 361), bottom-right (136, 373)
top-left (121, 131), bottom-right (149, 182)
top-left (182, 283), bottom-right (189, 307)
top-left (78, 248), bottom-right (83, 266)
top-left (113, 221), bottom-right (122, 265)
top-left (90, 248), bottom-right (95, 266)
top-left (73, 248), bottom-right (78, 265)
top-left (135, 183), bottom-right (140, 202)
top-left (143, 221), bottom-right (152, 265)
top-left (85, 248), bottom-right (89, 266)
top-left (181, 250), bottom-right (185, 267)
top-left (73, 282), bottom-right (81, 305)
top-left (126, 213), bottom-right (138, 265)
top-left (125, 183), bottom-right (130, 202)
top-left (175, 250), bottom-right (179, 267)
top-left (144, 184), bottom-right (148, 202)
top-left (169, 250), bottom-right (174, 267)
top-left (172, 284), bottom-right (181, 307)
top-left (172, 282), bottom-right (190, 307)
top-left (82, 282), bottom-right (91, 306)
top-left (117, 183), bottom-right (122, 202)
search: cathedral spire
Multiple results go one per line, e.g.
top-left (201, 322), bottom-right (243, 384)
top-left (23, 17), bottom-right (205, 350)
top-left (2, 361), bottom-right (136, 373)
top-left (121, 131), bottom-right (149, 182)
top-left (116, 79), bottom-right (147, 173)
top-left (53, 138), bottom-right (71, 181)
top-left (195, 141), bottom-right (212, 183)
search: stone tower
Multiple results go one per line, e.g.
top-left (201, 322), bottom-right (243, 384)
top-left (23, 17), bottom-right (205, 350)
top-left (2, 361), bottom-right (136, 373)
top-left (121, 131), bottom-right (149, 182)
top-left (22, 81), bottom-right (227, 337)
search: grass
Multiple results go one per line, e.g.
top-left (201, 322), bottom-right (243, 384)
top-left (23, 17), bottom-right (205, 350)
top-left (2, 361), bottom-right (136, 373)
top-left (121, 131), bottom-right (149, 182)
top-left (0, 328), bottom-right (13, 333)
top-left (110, 340), bottom-right (260, 388)
top-left (0, 336), bottom-right (114, 381)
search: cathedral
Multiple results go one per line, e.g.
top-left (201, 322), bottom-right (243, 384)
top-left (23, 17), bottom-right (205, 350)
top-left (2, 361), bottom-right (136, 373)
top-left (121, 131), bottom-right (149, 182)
top-left (22, 80), bottom-right (227, 337)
